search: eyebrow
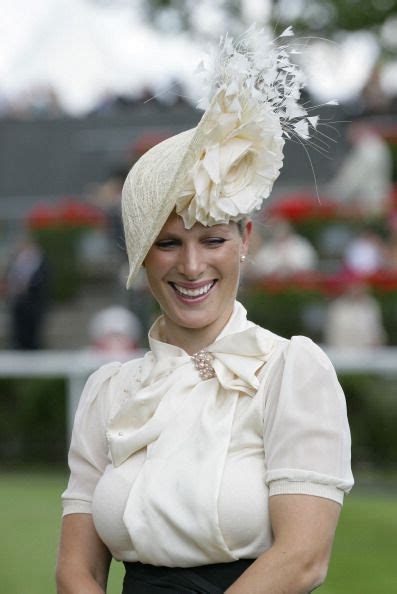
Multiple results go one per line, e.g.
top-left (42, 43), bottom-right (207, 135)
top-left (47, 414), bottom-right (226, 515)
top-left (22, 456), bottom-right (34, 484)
top-left (157, 227), bottom-right (232, 240)
top-left (155, 232), bottom-right (181, 240)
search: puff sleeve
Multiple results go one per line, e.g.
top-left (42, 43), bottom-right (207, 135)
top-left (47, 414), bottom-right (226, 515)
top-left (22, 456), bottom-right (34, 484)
top-left (62, 362), bottom-right (121, 515)
top-left (263, 336), bottom-right (354, 504)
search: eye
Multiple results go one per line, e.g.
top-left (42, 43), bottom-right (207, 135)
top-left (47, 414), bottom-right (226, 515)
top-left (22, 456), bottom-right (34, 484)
top-left (203, 237), bottom-right (227, 247)
top-left (155, 239), bottom-right (180, 249)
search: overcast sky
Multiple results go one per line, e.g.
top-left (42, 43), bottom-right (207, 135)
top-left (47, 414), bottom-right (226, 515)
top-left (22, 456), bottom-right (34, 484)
top-left (0, 0), bottom-right (387, 115)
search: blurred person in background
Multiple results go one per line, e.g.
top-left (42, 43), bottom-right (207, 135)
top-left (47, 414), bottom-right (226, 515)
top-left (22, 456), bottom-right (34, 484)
top-left (327, 123), bottom-right (392, 215)
top-left (343, 228), bottom-right (386, 277)
top-left (359, 62), bottom-right (392, 115)
top-left (5, 237), bottom-right (50, 349)
top-left (386, 230), bottom-right (397, 271)
top-left (249, 217), bottom-right (318, 278)
top-left (324, 281), bottom-right (386, 348)
top-left (87, 166), bottom-right (129, 260)
top-left (385, 210), bottom-right (397, 271)
top-left (56, 29), bottom-right (353, 594)
top-left (88, 306), bottom-right (142, 354)
top-left (87, 164), bottom-right (157, 338)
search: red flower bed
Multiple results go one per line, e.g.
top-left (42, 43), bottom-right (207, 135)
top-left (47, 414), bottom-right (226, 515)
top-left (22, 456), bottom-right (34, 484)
top-left (253, 269), bottom-right (397, 296)
top-left (366, 270), bottom-right (397, 292)
top-left (27, 197), bottom-right (106, 230)
top-left (266, 193), bottom-right (338, 222)
top-left (257, 271), bottom-right (326, 294)
top-left (266, 191), bottom-right (395, 223)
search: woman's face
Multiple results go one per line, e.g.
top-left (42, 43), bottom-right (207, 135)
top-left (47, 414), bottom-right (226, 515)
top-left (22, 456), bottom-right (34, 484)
top-left (144, 212), bottom-right (251, 338)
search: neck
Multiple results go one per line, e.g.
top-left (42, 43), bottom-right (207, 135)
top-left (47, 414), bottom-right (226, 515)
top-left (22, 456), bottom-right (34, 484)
top-left (161, 309), bottom-right (234, 355)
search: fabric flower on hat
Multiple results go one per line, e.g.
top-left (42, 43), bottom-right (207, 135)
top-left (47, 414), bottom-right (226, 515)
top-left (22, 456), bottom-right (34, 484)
top-left (176, 83), bottom-right (284, 228)
top-left (175, 26), bottom-right (319, 229)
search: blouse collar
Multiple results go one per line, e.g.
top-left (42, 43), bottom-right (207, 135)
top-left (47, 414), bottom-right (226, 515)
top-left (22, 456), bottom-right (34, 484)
top-left (148, 301), bottom-right (253, 361)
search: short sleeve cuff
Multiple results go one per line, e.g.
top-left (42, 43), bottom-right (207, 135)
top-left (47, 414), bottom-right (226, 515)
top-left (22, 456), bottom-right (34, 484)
top-left (62, 498), bottom-right (93, 516)
top-left (269, 480), bottom-right (344, 505)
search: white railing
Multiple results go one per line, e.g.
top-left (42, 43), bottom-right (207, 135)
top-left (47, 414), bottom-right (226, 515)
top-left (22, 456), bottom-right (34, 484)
top-left (0, 350), bottom-right (145, 441)
top-left (323, 347), bottom-right (397, 375)
top-left (0, 347), bottom-right (396, 442)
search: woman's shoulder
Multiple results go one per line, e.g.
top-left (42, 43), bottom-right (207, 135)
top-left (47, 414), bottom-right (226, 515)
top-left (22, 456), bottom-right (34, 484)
top-left (252, 321), bottom-right (330, 361)
top-left (251, 323), bottom-right (335, 380)
top-left (87, 355), bottom-right (145, 385)
top-left (286, 335), bottom-right (335, 371)
top-left (116, 354), bottom-right (146, 378)
top-left (247, 320), bottom-right (287, 345)
top-left (78, 355), bottom-right (146, 412)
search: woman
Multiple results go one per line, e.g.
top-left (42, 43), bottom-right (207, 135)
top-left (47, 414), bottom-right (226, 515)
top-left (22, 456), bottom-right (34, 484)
top-left (56, 28), bottom-right (353, 594)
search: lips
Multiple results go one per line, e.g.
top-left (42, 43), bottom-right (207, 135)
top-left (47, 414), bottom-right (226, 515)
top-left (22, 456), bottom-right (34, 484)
top-left (170, 280), bottom-right (216, 299)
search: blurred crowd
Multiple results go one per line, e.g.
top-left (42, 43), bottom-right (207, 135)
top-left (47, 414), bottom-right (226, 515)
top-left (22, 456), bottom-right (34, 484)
top-left (0, 81), bottom-right (189, 120)
top-left (242, 219), bottom-right (394, 349)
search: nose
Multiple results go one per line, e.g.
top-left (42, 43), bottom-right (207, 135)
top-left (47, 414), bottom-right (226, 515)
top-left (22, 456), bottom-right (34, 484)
top-left (176, 244), bottom-right (206, 279)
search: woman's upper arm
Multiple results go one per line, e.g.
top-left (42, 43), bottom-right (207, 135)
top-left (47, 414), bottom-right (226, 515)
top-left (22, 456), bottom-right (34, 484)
top-left (56, 513), bottom-right (111, 593)
top-left (268, 493), bottom-right (341, 592)
top-left (269, 493), bottom-right (341, 564)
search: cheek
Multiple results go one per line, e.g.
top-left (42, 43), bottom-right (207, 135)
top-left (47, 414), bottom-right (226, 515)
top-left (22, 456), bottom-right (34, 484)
top-left (224, 241), bottom-right (242, 264)
top-left (143, 263), bottom-right (164, 301)
top-left (145, 274), bottom-right (168, 311)
top-left (145, 267), bottom-right (164, 293)
top-left (144, 251), bottom-right (169, 280)
top-left (216, 248), bottom-right (241, 283)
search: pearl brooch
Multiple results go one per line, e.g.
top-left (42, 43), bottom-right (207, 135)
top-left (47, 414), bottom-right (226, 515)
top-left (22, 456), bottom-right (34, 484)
top-left (191, 350), bottom-right (216, 380)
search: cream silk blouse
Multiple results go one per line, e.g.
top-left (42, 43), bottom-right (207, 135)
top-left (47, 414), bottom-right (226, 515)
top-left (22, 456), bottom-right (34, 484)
top-left (62, 302), bottom-right (354, 566)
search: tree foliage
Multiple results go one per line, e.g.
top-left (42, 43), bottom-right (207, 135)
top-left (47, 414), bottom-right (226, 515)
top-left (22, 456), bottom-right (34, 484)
top-left (90, 1), bottom-right (397, 39)
top-left (140, 0), bottom-right (245, 39)
top-left (273, 0), bottom-right (397, 34)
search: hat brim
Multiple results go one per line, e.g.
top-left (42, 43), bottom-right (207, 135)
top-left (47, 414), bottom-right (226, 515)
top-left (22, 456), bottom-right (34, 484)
top-left (122, 101), bottom-right (216, 289)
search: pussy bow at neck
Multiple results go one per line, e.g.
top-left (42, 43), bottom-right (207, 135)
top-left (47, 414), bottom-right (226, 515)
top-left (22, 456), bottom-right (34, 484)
top-left (106, 317), bottom-right (276, 567)
top-left (107, 322), bottom-right (275, 469)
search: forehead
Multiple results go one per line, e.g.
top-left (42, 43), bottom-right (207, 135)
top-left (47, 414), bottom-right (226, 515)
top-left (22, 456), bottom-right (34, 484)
top-left (158, 211), bottom-right (236, 236)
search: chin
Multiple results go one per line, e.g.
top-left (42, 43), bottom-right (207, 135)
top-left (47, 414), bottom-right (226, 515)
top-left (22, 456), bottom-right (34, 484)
top-left (168, 309), bottom-right (216, 330)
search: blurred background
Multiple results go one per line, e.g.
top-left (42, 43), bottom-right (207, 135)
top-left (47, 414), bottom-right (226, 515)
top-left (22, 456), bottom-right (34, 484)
top-left (0, 1), bottom-right (396, 592)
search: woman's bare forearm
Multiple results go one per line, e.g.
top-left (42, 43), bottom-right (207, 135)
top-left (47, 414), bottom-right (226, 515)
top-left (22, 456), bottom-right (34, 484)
top-left (56, 514), bottom-right (111, 594)
top-left (56, 570), bottom-right (107, 594)
top-left (225, 542), bottom-right (326, 594)
top-left (226, 494), bottom-right (340, 594)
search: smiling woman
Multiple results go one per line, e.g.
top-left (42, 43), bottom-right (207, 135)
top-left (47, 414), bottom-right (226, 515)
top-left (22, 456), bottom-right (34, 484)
top-left (144, 213), bottom-right (251, 353)
top-left (56, 26), bottom-right (353, 594)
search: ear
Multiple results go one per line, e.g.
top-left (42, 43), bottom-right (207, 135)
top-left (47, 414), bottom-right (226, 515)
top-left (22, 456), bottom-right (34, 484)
top-left (241, 219), bottom-right (253, 256)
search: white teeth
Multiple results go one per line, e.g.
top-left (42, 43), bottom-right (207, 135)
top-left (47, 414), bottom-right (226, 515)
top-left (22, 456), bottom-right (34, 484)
top-left (173, 282), bottom-right (214, 297)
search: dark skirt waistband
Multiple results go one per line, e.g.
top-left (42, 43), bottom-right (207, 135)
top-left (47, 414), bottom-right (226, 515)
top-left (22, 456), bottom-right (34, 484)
top-left (122, 558), bottom-right (255, 593)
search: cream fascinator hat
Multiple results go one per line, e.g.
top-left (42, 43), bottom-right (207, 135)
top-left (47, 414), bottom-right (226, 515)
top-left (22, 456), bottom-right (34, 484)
top-left (122, 26), bottom-right (320, 288)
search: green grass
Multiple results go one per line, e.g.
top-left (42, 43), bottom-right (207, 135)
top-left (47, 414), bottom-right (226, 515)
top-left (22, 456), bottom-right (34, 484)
top-left (0, 471), bottom-right (124, 594)
top-left (0, 471), bottom-right (396, 593)
top-left (320, 493), bottom-right (397, 593)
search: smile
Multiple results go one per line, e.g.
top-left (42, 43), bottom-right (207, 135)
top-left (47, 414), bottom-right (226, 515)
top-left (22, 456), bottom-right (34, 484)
top-left (170, 281), bottom-right (216, 299)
